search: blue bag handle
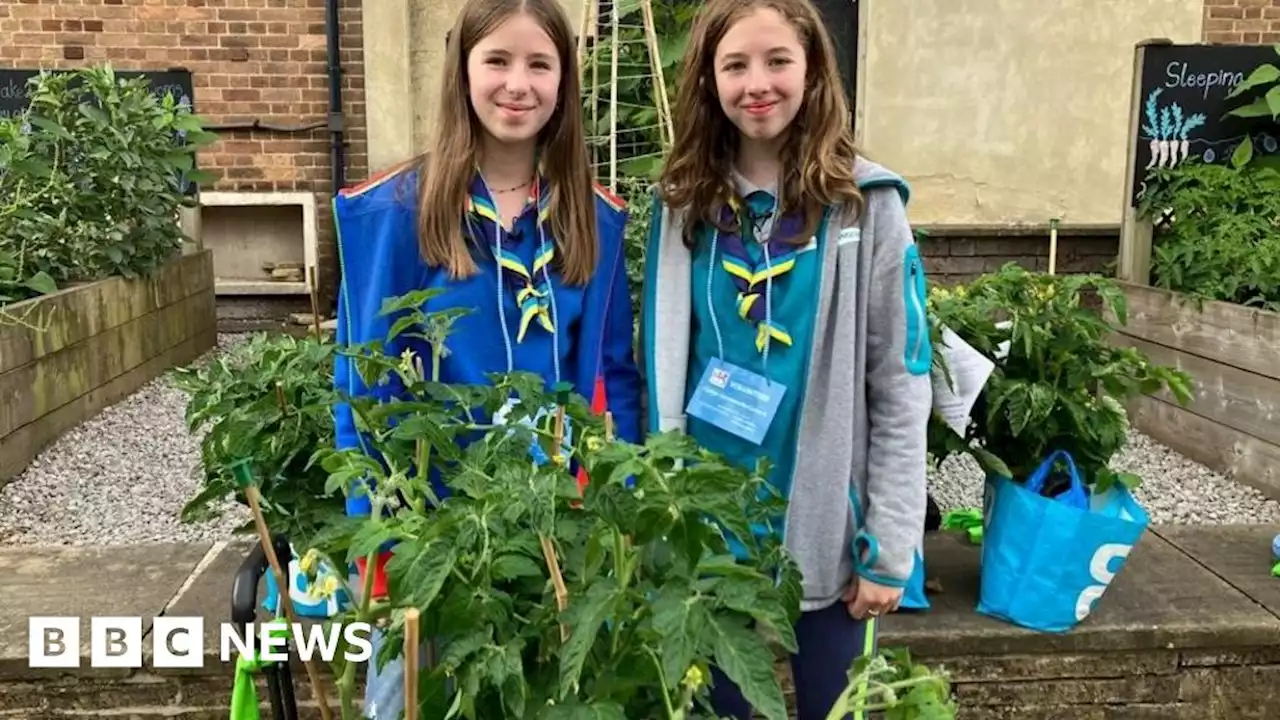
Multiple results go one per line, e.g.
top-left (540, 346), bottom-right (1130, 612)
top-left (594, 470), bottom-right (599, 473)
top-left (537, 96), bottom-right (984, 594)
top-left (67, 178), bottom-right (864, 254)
top-left (1024, 449), bottom-right (1089, 510)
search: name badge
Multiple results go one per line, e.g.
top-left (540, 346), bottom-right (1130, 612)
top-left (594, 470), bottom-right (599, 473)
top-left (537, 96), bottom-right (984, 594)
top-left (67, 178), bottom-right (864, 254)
top-left (685, 358), bottom-right (785, 445)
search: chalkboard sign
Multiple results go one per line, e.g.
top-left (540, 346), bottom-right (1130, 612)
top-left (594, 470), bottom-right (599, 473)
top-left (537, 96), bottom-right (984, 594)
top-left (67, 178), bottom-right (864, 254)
top-left (1131, 43), bottom-right (1280, 206)
top-left (0, 68), bottom-right (193, 120)
top-left (0, 68), bottom-right (199, 195)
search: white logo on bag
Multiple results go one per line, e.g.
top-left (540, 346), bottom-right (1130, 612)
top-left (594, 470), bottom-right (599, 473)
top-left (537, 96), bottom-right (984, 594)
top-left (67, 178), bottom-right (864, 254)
top-left (1074, 543), bottom-right (1131, 621)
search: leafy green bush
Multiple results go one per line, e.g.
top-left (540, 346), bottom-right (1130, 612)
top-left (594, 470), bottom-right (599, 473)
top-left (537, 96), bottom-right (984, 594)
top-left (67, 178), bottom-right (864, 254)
top-left (1140, 160), bottom-right (1280, 311)
top-left (171, 332), bottom-right (344, 546)
top-left (289, 289), bottom-right (955, 720)
top-left (927, 264), bottom-right (1194, 493)
top-left (0, 65), bottom-right (216, 306)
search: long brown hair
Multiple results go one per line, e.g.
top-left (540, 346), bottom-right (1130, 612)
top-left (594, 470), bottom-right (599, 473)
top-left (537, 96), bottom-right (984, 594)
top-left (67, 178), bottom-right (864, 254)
top-left (416, 0), bottom-right (597, 285)
top-left (658, 0), bottom-right (863, 248)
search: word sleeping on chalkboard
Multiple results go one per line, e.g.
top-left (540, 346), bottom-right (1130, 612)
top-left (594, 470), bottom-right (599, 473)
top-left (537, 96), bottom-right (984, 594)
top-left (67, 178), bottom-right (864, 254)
top-left (1131, 44), bottom-right (1279, 206)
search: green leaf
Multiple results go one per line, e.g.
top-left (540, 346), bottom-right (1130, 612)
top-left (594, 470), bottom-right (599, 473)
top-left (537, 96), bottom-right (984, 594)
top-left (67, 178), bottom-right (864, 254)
top-left (711, 615), bottom-right (787, 720)
top-left (1231, 135), bottom-right (1254, 169)
top-left (21, 271), bottom-right (56, 295)
top-left (28, 116), bottom-right (71, 139)
top-left (78, 102), bottom-right (109, 125)
top-left (387, 539), bottom-right (457, 610)
top-left (558, 577), bottom-right (619, 700)
top-left (1226, 63), bottom-right (1280, 98)
top-left (650, 584), bottom-right (706, 685)
top-left (173, 114), bottom-right (205, 132)
top-left (490, 553), bottom-right (542, 581)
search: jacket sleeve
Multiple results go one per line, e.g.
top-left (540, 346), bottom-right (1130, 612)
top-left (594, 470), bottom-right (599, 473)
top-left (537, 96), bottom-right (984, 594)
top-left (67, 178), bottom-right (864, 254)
top-left (858, 187), bottom-right (933, 587)
top-left (330, 184), bottom-right (416, 601)
top-left (599, 228), bottom-right (643, 446)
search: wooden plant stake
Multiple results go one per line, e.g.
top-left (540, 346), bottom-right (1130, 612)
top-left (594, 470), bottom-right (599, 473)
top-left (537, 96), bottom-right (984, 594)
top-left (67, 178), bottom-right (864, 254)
top-left (230, 460), bottom-right (335, 720)
top-left (307, 266), bottom-right (322, 339)
top-left (540, 386), bottom-right (572, 641)
top-left (404, 608), bottom-right (420, 720)
top-left (1048, 218), bottom-right (1060, 275)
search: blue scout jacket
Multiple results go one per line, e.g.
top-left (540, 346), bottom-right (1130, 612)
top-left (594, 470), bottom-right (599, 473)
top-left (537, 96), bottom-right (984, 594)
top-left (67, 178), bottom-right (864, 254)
top-left (330, 158), bottom-right (643, 593)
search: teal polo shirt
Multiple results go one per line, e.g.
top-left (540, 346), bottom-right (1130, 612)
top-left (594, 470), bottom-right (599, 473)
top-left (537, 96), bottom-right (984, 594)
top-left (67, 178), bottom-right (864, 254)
top-left (686, 172), bottom-right (826, 556)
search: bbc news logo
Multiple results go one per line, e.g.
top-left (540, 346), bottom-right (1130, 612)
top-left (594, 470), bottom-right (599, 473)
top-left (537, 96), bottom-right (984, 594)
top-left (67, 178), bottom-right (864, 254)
top-left (28, 616), bottom-right (374, 668)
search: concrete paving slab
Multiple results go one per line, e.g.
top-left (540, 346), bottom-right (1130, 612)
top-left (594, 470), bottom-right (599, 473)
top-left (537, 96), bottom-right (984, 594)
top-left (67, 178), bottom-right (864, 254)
top-left (0, 542), bottom-right (212, 680)
top-left (151, 539), bottom-right (259, 676)
top-left (882, 529), bottom-right (1280, 657)
top-left (1153, 524), bottom-right (1280, 619)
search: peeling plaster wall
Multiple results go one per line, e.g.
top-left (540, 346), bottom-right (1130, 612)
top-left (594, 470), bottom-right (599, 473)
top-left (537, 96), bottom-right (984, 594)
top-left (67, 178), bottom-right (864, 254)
top-left (856, 0), bottom-right (1204, 227)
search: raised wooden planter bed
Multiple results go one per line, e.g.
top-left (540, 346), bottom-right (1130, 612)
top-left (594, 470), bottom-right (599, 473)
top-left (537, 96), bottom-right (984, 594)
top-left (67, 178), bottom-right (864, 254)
top-left (0, 250), bottom-right (217, 487)
top-left (1108, 282), bottom-right (1280, 501)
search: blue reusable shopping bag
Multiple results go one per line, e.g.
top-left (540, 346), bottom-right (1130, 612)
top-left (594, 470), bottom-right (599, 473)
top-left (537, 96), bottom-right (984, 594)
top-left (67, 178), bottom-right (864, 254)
top-left (977, 449), bottom-right (1149, 633)
top-left (898, 549), bottom-right (930, 611)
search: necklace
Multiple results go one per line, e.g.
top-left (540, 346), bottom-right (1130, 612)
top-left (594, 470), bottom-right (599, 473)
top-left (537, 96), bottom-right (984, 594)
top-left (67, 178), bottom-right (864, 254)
top-left (491, 179), bottom-right (531, 194)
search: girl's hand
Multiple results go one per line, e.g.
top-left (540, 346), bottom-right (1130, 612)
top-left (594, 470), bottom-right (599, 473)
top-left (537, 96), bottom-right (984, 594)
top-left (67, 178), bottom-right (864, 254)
top-left (842, 576), bottom-right (903, 620)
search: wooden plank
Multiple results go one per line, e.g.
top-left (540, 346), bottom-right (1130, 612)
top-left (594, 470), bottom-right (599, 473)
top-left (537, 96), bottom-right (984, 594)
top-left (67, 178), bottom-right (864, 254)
top-left (0, 250), bottom-right (212, 376)
top-left (1117, 43), bottom-right (1153, 285)
top-left (1126, 394), bottom-right (1280, 501)
top-left (0, 324), bottom-right (216, 486)
top-left (0, 290), bottom-right (216, 439)
top-left (1113, 282), bottom-right (1280, 381)
top-left (1113, 334), bottom-right (1280, 448)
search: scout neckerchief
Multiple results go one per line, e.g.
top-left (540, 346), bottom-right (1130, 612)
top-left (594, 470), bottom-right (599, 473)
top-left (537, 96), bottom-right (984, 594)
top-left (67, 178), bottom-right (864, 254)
top-left (716, 190), bottom-right (805, 353)
top-left (466, 174), bottom-right (555, 343)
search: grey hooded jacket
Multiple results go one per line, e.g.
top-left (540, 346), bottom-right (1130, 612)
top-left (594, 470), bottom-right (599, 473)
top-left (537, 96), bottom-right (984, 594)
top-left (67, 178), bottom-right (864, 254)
top-left (638, 157), bottom-right (933, 611)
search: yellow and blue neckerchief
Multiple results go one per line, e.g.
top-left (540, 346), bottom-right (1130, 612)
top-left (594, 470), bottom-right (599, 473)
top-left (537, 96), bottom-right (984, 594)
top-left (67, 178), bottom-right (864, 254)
top-left (716, 192), bottom-right (804, 352)
top-left (466, 175), bottom-right (555, 342)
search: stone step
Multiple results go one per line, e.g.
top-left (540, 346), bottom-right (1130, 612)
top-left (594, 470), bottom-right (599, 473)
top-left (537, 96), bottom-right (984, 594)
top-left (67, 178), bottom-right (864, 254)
top-left (2, 525), bottom-right (1279, 718)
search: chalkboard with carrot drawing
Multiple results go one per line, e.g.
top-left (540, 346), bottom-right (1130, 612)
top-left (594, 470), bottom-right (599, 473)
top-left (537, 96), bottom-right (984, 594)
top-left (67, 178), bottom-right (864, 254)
top-left (1130, 42), bottom-right (1279, 206)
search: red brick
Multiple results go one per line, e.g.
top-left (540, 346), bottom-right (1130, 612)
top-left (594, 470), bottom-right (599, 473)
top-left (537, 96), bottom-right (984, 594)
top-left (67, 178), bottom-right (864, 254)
top-left (1, 0), bottom-right (366, 304)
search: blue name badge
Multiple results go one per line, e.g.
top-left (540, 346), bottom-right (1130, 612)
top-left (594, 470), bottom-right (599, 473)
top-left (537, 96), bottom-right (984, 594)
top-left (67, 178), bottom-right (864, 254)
top-left (685, 358), bottom-right (786, 445)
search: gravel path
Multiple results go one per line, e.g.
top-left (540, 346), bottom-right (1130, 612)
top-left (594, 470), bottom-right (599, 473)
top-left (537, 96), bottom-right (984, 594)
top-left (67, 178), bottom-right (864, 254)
top-left (3, 331), bottom-right (1278, 547)
top-left (928, 428), bottom-right (1280, 525)
top-left (0, 334), bottom-right (250, 547)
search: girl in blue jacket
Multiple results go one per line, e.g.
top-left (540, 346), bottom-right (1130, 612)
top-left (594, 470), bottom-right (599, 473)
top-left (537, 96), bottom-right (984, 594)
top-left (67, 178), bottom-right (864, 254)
top-left (329, 0), bottom-right (641, 716)
top-left (640, 0), bottom-right (932, 718)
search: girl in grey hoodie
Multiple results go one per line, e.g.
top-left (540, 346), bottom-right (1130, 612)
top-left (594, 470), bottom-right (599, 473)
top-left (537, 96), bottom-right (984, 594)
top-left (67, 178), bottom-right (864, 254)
top-left (638, 0), bottom-right (932, 717)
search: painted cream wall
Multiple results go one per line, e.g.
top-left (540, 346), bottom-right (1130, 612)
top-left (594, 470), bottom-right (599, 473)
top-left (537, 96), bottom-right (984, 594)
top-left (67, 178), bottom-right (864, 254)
top-left (363, 0), bottom-right (585, 174)
top-left (855, 0), bottom-right (1204, 227)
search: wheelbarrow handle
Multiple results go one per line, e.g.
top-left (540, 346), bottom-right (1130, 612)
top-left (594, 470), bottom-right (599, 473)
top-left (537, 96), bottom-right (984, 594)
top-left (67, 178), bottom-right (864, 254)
top-left (231, 534), bottom-right (293, 627)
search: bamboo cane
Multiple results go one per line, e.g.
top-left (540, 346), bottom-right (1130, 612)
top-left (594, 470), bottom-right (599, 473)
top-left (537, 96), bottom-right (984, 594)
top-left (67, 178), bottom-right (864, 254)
top-left (608, 2), bottom-right (619, 191)
top-left (238, 477), bottom-right (335, 720)
top-left (404, 608), bottom-right (420, 720)
top-left (639, 0), bottom-right (673, 147)
top-left (1048, 218), bottom-right (1060, 275)
top-left (542, 403), bottom-right (571, 641)
top-left (307, 266), bottom-right (322, 339)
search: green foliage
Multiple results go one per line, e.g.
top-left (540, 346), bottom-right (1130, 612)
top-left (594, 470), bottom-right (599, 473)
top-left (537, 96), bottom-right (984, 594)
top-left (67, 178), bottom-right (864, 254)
top-left (170, 332), bottom-right (344, 546)
top-left (927, 264), bottom-right (1194, 493)
top-left (1139, 160), bottom-right (1280, 311)
top-left (0, 64), bottom-right (217, 306)
top-left (617, 175), bottom-right (654, 322)
top-left (1223, 44), bottom-right (1280, 168)
top-left (294, 289), bottom-right (953, 720)
top-left (581, 0), bottom-right (698, 180)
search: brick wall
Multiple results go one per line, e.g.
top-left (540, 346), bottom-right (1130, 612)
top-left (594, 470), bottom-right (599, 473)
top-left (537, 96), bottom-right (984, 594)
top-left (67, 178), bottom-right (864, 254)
top-left (1203, 0), bottom-right (1280, 44)
top-left (0, 0), bottom-right (367, 308)
top-left (917, 231), bottom-right (1119, 286)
